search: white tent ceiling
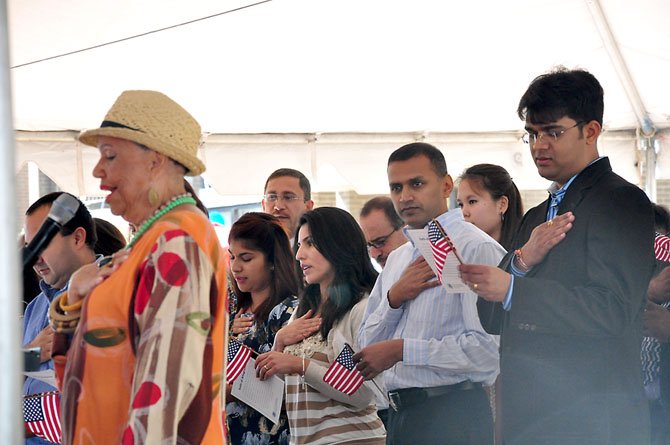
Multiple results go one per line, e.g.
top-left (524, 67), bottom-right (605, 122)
top-left (8, 0), bottom-right (670, 197)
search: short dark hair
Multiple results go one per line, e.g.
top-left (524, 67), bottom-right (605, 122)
top-left (360, 196), bottom-right (404, 230)
top-left (264, 168), bottom-right (311, 201)
top-left (517, 67), bottom-right (604, 127)
top-left (387, 142), bottom-right (447, 176)
top-left (93, 218), bottom-right (127, 256)
top-left (229, 212), bottom-right (299, 322)
top-left (459, 164), bottom-right (523, 251)
top-left (294, 207), bottom-right (378, 338)
top-left (26, 192), bottom-right (97, 249)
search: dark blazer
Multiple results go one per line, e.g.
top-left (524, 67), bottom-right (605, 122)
top-left (479, 158), bottom-right (655, 445)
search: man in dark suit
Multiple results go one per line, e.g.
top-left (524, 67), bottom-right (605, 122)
top-left (460, 68), bottom-right (655, 444)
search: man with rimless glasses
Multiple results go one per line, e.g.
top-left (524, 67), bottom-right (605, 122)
top-left (360, 196), bottom-right (408, 269)
top-left (461, 68), bottom-right (655, 444)
top-left (358, 196), bottom-right (409, 428)
top-left (262, 168), bottom-right (314, 239)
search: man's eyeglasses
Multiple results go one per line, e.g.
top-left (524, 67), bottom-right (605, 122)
top-left (263, 193), bottom-right (305, 203)
top-left (367, 229), bottom-right (398, 250)
top-left (522, 121), bottom-right (585, 145)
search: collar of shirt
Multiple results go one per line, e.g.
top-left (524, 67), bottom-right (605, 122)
top-left (38, 279), bottom-right (66, 302)
top-left (402, 209), bottom-right (455, 249)
top-left (36, 254), bottom-right (104, 302)
top-left (548, 156), bottom-right (604, 199)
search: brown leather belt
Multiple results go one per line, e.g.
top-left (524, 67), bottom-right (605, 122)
top-left (387, 380), bottom-right (481, 412)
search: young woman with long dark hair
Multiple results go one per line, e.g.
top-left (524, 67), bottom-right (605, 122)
top-left (226, 212), bottom-right (303, 445)
top-left (256, 207), bottom-right (386, 445)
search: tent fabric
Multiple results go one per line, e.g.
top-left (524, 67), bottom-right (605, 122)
top-left (8, 0), bottom-right (670, 196)
top-left (16, 129), bottom-right (666, 197)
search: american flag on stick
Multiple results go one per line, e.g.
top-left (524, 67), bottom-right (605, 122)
top-left (226, 338), bottom-right (252, 384)
top-left (24, 391), bottom-right (61, 444)
top-left (427, 219), bottom-right (462, 283)
top-left (323, 343), bottom-right (365, 395)
top-left (655, 233), bottom-right (670, 262)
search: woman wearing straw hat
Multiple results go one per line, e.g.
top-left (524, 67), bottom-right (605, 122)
top-left (50, 91), bottom-right (228, 444)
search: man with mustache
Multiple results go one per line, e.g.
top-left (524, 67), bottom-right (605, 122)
top-left (355, 142), bottom-right (504, 445)
top-left (262, 168), bottom-right (314, 240)
top-left (360, 196), bottom-right (408, 269)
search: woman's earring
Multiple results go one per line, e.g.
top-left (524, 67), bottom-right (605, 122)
top-left (270, 265), bottom-right (275, 271)
top-left (148, 187), bottom-right (160, 207)
top-left (501, 213), bottom-right (505, 222)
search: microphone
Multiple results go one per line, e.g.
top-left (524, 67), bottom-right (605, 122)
top-left (23, 193), bottom-right (81, 270)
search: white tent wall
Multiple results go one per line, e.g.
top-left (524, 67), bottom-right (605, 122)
top-left (9, 0), bottom-right (670, 207)
top-left (15, 129), bottom-right (668, 205)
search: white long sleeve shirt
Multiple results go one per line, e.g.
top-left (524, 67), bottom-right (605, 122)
top-left (359, 209), bottom-right (504, 391)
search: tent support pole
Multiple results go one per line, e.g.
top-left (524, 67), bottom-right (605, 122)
top-left (586, 0), bottom-right (655, 136)
top-left (0, 0), bottom-right (23, 442)
top-left (586, 0), bottom-right (657, 197)
top-left (639, 133), bottom-right (658, 202)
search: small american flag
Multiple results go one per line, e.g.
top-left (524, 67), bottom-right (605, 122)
top-left (427, 220), bottom-right (455, 283)
top-left (323, 344), bottom-right (365, 395)
top-left (226, 338), bottom-right (252, 384)
top-left (655, 233), bottom-right (670, 262)
top-left (24, 391), bottom-right (61, 444)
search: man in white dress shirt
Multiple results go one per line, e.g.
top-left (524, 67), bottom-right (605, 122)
top-left (354, 142), bottom-right (504, 445)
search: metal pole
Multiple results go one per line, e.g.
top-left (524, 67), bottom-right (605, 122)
top-left (639, 133), bottom-right (658, 202)
top-left (0, 0), bottom-right (23, 442)
top-left (585, 0), bottom-right (655, 137)
top-left (585, 0), bottom-right (658, 196)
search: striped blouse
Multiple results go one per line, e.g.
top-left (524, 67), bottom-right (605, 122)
top-left (283, 298), bottom-right (386, 445)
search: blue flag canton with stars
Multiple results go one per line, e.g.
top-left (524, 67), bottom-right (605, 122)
top-left (428, 222), bottom-right (442, 244)
top-left (24, 397), bottom-right (45, 422)
top-left (228, 338), bottom-right (242, 361)
top-left (337, 344), bottom-right (357, 370)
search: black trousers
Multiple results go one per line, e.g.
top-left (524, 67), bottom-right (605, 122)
top-left (378, 408), bottom-right (389, 430)
top-left (386, 385), bottom-right (493, 445)
top-left (650, 399), bottom-right (670, 445)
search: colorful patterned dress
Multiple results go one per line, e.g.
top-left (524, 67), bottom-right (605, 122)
top-left (227, 296), bottom-right (298, 445)
top-left (53, 207), bottom-right (228, 444)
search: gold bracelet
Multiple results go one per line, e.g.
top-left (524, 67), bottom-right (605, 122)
top-left (59, 291), bottom-right (83, 313)
top-left (49, 294), bottom-right (81, 334)
top-left (50, 295), bottom-right (81, 322)
top-left (51, 318), bottom-right (80, 334)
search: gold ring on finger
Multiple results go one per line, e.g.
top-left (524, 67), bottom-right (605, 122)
top-left (547, 219), bottom-right (554, 227)
top-left (264, 365), bottom-right (269, 371)
top-left (98, 255), bottom-right (114, 268)
top-left (473, 283), bottom-right (478, 290)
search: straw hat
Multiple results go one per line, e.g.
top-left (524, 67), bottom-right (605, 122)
top-left (79, 90), bottom-right (205, 176)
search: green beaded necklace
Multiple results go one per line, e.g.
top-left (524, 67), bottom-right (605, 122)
top-left (126, 194), bottom-right (197, 250)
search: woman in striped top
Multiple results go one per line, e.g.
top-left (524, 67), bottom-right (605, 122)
top-left (256, 207), bottom-right (386, 445)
